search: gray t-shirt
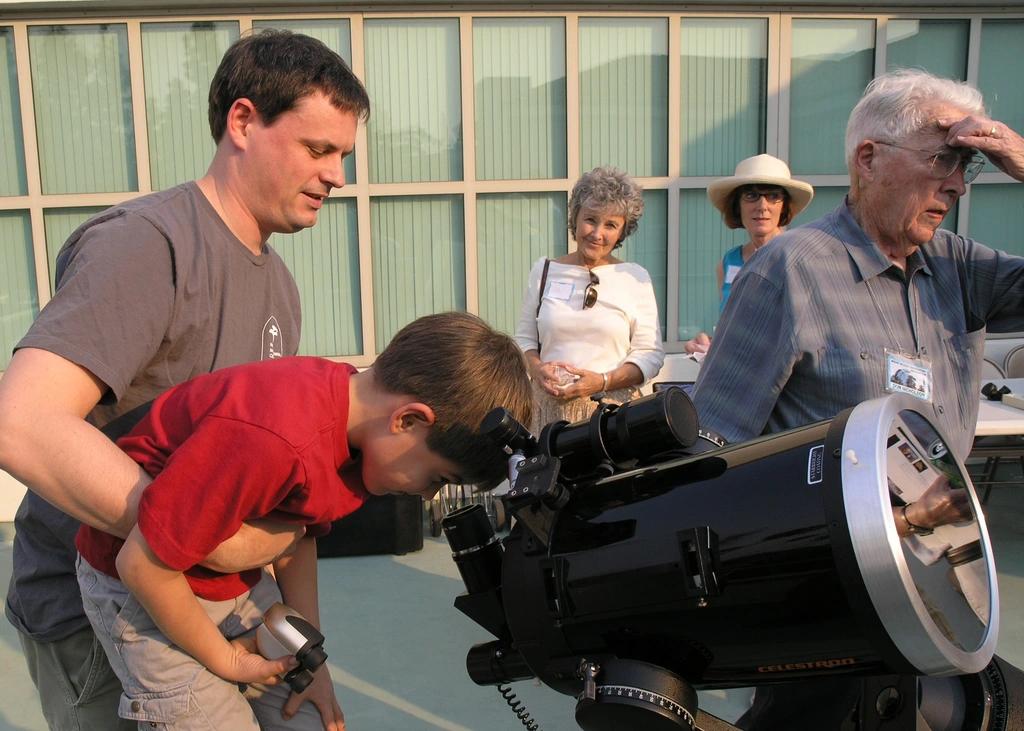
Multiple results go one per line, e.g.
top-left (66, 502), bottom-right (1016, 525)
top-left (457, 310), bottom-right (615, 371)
top-left (6, 182), bottom-right (301, 641)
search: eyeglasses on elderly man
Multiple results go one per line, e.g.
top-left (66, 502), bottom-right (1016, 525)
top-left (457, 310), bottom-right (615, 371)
top-left (873, 141), bottom-right (985, 183)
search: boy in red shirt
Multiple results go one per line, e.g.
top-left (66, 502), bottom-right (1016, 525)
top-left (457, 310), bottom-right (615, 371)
top-left (75, 312), bottom-right (532, 731)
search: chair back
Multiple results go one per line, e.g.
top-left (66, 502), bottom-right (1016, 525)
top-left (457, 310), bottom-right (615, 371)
top-left (982, 357), bottom-right (1006, 380)
top-left (1005, 345), bottom-right (1024, 378)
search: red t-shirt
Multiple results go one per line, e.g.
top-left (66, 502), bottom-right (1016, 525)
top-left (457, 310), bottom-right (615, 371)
top-left (76, 357), bottom-right (368, 600)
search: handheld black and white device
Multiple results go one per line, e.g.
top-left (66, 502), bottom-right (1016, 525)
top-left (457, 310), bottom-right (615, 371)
top-left (255, 602), bottom-right (328, 694)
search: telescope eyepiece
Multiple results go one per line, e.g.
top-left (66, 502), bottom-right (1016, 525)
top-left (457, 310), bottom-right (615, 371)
top-left (481, 407), bottom-right (537, 453)
top-left (442, 504), bottom-right (504, 596)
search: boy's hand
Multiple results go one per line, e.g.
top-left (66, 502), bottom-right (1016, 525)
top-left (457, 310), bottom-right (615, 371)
top-left (220, 636), bottom-right (299, 685)
top-left (284, 666), bottom-right (345, 730)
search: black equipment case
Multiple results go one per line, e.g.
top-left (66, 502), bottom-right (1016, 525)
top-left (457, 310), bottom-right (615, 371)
top-left (316, 494), bottom-right (424, 557)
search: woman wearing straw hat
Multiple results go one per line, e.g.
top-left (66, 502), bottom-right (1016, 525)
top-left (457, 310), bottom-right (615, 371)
top-left (708, 154), bottom-right (814, 310)
top-left (684, 154), bottom-right (813, 355)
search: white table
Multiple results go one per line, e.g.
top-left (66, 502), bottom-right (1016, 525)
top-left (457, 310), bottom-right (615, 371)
top-left (976, 378), bottom-right (1024, 436)
top-left (973, 378), bottom-right (1024, 501)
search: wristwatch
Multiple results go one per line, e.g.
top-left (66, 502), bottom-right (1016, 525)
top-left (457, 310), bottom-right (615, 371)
top-left (900, 503), bottom-right (934, 536)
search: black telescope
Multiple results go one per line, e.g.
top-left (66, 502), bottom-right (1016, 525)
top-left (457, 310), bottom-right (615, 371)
top-left (443, 388), bottom-right (1024, 731)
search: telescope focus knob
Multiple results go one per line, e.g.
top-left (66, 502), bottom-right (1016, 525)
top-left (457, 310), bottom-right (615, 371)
top-left (574, 659), bottom-right (697, 731)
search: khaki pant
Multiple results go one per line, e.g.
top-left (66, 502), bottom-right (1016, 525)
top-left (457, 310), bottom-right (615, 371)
top-left (78, 558), bottom-right (326, 730)
top-left (18, 624), bottom-right (136, 731)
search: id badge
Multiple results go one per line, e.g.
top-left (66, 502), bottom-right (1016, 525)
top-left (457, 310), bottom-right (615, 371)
top-left (885, 348), bottom-right (933, 403)
top-left (546, 280), bottom-right (575, 301)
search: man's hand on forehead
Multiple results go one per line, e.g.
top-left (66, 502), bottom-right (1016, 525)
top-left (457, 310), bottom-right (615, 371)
top-left (939, 114), bottom-right (996, 146)
top-left (939, 114), bottom-right (1024, 180)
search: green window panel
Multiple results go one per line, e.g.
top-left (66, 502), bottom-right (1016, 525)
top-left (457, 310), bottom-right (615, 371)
top-left (789, 185), bottom-right (848, 229)
top-left (476, 192), bottom-right (567, 336)
top-left (365, 19), bottom-right (463, 184)
top-left (579, 18), bottom-right (668, 178)
top-left (43, 207), bottom-right (106, 294)
top-left (252, 19), bottom-right (356, 186)
top-left (790, 19), bottom-right (875, 176)
top-left (979, 20), bottom-right (1024, 175)
top-left (270, 198), bottom-right (362, 357)
top-left (142, 21), bottom-right (238, 190)
top-left (680, 18), bottom-right (767, 177)
top-left (473, 18), bottom-right (567, 181)
top-left (968, 185), bottom-right (1024, 257)
top-left (886, 20), bottom-right (968, 80)
top-left (371, 195), bottom-right (466, 352)
top-left (620, 189), bottom-right (667, 341)
top-left (0, 211), bottom-right (36, 370)
top-left (677, 188), bottom-right (747, 341)
top-left (28, 24), bottom-right (137, 194)
top-left (0, 27), bottom-right (27, 197)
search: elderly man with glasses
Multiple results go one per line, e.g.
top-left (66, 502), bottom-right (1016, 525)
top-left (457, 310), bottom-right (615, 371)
top-left (690, 68), bottom-right (1024, 730)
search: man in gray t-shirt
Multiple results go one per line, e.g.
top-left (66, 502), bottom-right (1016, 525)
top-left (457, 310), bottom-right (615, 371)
top-left (0, 30), bottom-right (369, 731)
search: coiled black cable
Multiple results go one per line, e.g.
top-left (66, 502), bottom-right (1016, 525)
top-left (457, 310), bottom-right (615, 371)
top-left (497, 683), bottom-right (543, 731)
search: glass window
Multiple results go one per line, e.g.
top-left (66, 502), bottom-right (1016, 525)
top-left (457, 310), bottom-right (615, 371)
top-left (789, 185), bottom-right (848, 228)
top-left (677, 188), bottom-right (747, 340)
top-left (978, 20), bottom-right (1024, 174)
top-left (364, 19), bottom-right (463, 184)
top-left (886, 20), bottom-right (968, 81)
top-left (473, 18), bottom-right (567, 181)
top-left (253, 19), bottom-right (356, 186)
top-left (43, 207), bottom-right (106, 293)
top-left (270, 199), bottom-right (362, 356)
top-left (680, 18), bottom-right (767, 177)
top-left (942, 204), bottom-right (960, 237)
top-left (0, 211), bottom-right (36, 370)
top-left (621, 189), bottom-right (667, 340)
top-left (0, 27), bottom-right (27, 197)
top-left (579, 18), bottom-right (668, 177)
top-left (28, 24), bottom-right (137, 194)
top-left (968, 185), bottom-right (1024, 257)
top-left (477, 192), bottom-right (567, 336)
top-left (371, 195), bottom-right (466, 351)
top-left (142, 21), bottom-right (238, 190)
top-left (790, 19), bottom-right (874, 175)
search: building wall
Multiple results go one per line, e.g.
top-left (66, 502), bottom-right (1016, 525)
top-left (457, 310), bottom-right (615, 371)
top-left (1, 5), bottom-right (1023, 516)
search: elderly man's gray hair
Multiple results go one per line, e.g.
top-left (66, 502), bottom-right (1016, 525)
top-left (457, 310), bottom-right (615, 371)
top-left (568, 165), bottom-right (645, 246)
top-left (845, 68), bottom-right (986, 171)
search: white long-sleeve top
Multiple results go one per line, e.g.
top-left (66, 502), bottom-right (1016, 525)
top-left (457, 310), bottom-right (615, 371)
top-left (514, 258), bottom-right (665, 382)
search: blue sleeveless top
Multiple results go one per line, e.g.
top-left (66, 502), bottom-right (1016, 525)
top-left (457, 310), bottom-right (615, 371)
top-left (719, 244), bottom-right (745, 312)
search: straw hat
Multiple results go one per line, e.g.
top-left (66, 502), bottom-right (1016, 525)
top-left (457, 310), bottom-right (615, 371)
top-left (706, 154), bottom-right (814, 222)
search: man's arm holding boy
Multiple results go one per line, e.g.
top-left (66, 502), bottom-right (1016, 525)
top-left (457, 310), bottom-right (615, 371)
top-left (274, 536), bottom-right (346, 730)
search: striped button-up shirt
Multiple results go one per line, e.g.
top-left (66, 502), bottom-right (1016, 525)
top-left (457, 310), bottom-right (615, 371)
top-left (691, 197), bottom-right (1024, 460)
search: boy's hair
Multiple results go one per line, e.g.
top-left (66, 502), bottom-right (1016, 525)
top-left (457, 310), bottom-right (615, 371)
top-left (208, 29), bottom-right (371, 143)
top-left (373, 312), bottom-right (533, 489)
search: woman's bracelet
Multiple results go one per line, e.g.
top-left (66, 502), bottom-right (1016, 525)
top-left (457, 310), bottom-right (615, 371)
top-left (602, 372), bottom-right (610, 391)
